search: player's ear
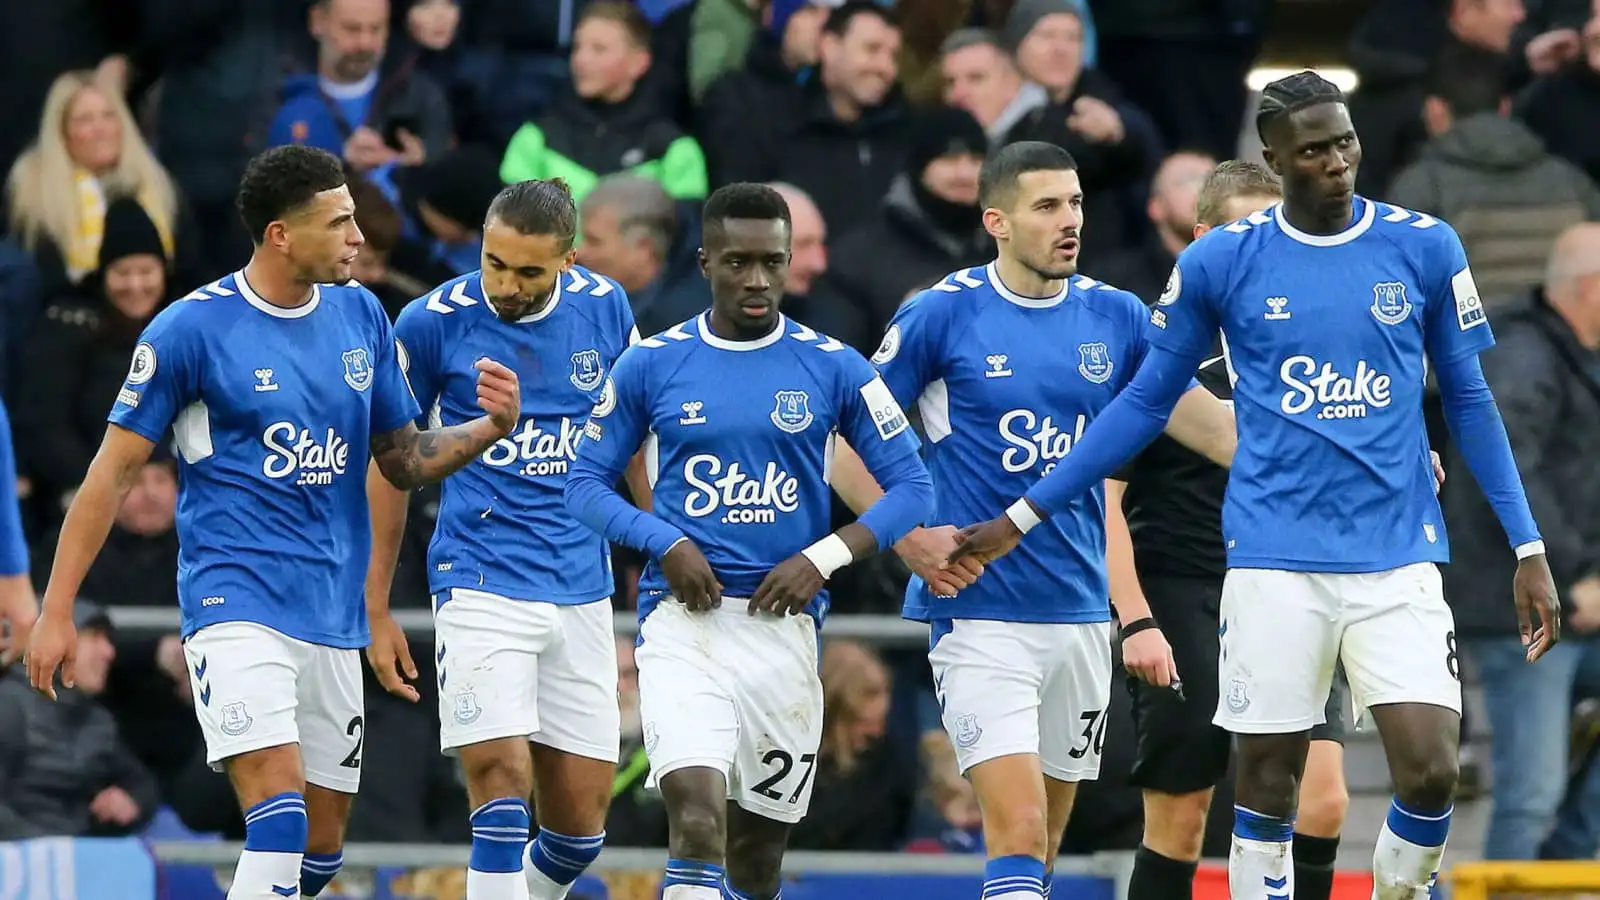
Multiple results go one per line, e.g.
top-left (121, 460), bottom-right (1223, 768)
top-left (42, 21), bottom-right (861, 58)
top-left (697, 247), bottom-right (709, 278)
top-left (264, 220), bottom-right (292, 254)
top-left (1193, 222), bottom-right (1211, 241)
top-left (981, 207), bottom-right (1008, 242)
top-left (1259, 145), bottom-right (1282, 178)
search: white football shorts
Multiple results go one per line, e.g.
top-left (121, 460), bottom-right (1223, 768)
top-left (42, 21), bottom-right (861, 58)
top-left (1215, 562), bottom-right (1462, 734)
top-left (434, 589), bottom-right (620, 762)
top-left (182, 621), bottom-right (364, 793)
top-left (928, 618), bottom-right (1114, 782)
top-left (636, 598), bottom-right (823, 824)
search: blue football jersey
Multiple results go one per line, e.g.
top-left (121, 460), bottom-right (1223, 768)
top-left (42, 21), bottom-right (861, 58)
top-left (396, 266), bottom-right (637, 605)
top-left (108, 273), bottom-right (420, 647)
top-left (875, 264), bottom-right (1153, 625)
top-left (575, 313), bottom-right (925, 624)
top-left (1151, 197), bottom-right (1494, 572)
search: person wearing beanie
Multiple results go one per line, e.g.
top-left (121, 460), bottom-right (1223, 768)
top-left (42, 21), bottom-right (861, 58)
top-left (501, 2), bottom-right (708, 207)
top-left (12, 197), bottom-right (172, 523)
top-left (386, 144), bottom-right (505, 288)
top-left (812, 105), bottom-right (993, 353)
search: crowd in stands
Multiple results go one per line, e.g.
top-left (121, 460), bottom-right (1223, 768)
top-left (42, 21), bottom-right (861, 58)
top-left (2, 0), bottom-right (1600, 866)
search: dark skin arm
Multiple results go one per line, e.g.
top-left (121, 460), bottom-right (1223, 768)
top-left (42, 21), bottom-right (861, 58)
top-left (748, 522), bottom-right (877, 616)
top-left (370, 358), bottom-right (520, 490)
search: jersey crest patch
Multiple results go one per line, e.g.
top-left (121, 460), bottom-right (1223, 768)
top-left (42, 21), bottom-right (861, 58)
top-left (342, 348), bottom-right (374, 392)
top-left (128, 342), bottom-right (157, 385)
top-left (770, 390), bottom-right (814, 434)
top-left (1157, 266), bottom-right (1181, 306)
top-left (1076, 342), bottom-right (1114, 384)
top-left (569, 348), bottom-right (604, 391)
top-left (871, 324), bottom-right (901, 364)
top-left (1370, 282), bottom-right (1412, 326)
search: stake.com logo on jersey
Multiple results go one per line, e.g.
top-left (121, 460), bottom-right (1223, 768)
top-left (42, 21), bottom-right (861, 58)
top-left (1278, 356), bottom-right (1393, 420)
top-left (261, 421), bottom-right (350, 486)
top-left (681, 455), bottom-right (802, 525)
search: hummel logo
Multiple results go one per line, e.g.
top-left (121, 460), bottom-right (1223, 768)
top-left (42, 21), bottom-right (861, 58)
top-left (679, 401), bottom-right (707, 425)
top-left (1264, 297), bottom-right (1291, 321)
top-left (254, 368), bottom-right (279, 392)
top-left (984, 354), bottom-right (1013, 378)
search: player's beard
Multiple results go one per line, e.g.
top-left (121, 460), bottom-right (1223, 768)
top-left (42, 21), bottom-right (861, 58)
top-left (1025, 246), bottom-right (1077, 281)
top-left (488, 284), bottom-right (554, 321)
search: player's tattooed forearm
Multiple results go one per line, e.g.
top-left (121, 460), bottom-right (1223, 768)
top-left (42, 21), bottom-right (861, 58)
top-left (372, 423), bottom-right (490, 489)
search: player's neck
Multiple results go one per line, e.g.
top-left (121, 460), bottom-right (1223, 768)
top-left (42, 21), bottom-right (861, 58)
top-left (993, 253), bottom-right (1066, 299)
top-left (706, 309), bottom-right (780, 342)
top-left (242, 256), bottom-right (315, 309)
top-left (1282, 199), bottom-right (1354, 237)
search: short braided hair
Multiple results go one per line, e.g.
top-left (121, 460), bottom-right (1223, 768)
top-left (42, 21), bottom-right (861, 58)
top-left (1255, 71), bottom-right (1345, 143)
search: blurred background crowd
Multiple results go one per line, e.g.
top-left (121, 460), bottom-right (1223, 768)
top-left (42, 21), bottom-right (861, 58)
top-left (3, 0), bottom-right (1600, 873)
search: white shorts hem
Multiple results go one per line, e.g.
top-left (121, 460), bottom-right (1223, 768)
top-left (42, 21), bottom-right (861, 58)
top-left (304, 768), bottom-right (361, 795)
top-left (441, 726), bottom-right (535, 754)
top-left (652, 755), bottom-right (732, 781)
top-left (205, 734), bottom-right (299, 770)
top-left (1360, 694), bottom-right (1461, 714)
top-left (1042, 763), bottom-right (1100, 783)
top-left (531, 733), bottom-right (621, 765)
top-left (1212, 715), bottom-right (1325, 735)
top-left (731, 796), bottom-right (805, 825)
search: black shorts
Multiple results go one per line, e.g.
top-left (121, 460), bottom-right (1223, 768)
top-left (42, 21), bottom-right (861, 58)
top-left (1126, 573), bottom-right (1349, 795)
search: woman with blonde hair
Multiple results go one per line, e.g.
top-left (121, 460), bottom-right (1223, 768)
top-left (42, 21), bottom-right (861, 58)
top-left (4, 70), bottom-right (194, 295)
top-left (789, 639), bottom-right (915, 851)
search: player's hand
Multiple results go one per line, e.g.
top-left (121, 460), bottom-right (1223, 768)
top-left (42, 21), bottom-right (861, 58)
top-left (394, 128), bottom-right (427, 167)
top-left (90, 786), bottom-right (141, 826)
top-left (1526, 28), bottom-right (1581, 74)
top-left (23, 611), bottom-right (77, 701)
top-left (895, 526), bottom-right (985, 598)
top-left (662, 540), bottom-right (723, 612)
top-left (1514, 553), bottom-right (1561, 662)
top-left (0, 591), bottom-right (39, 666)
top-left (948, 515), bottom-right (1025, 566)
top-left (474, 358), bottom-right (521, 436)
top-left (343, 126), bottom-right (397, 171)
top-left (1121, 627), bottom-right (1180, 688)
top-left (366, 612), bottom-right (420, 702)
top-left (749, 553), bottom-right (826, 617)
top-left (1429, 451), bottom-right (1445, 494)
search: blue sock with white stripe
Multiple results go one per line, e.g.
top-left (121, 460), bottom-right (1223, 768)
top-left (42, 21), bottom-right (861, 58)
top-left (982, 854), bottom-right (1045, 900)
top-left (1230, 805), bottom-right (1293, 900)
top-left (1372, 799), bottom-right (1451, 900)
top-left (228, 792), bottom-right (306, 900)
top-left (299, 851), bottom-right (342, 897)
top-left (523, 828), bottom-right (604, 899)
top-left (721, 876), bottom-right (783, 900)
top-left (468, 798), bottom-right (532, 899)
top-left (662, 858), bottom-right (724, 899)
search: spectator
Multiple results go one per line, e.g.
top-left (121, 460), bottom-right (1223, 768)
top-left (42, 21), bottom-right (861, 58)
top-left (789, 640), bottom-right (914, 851)
top-left (1518, 6), bottom-right (1600, 190)
top-left (1002, 1), bottom-right (1157, 257)
top-left (31, 456), bottom-right (179, 612)
top-left (816, 107), bottom-right (992, 351)
top-left (0, 4), bottom-right (130, 182)
top-left (707, 2), bottom-right (910, 236)
top-left (388, 145), bottom-right (504, 289)
top-left (347, 170), bottom-right (421, 317)
top-left (696, 0), bottom-right (835, 182)
top-left (1087, 0), bottom-right (1263, 163)
top-left (500, 2), bottom-right (709, 206)
top-left (1089, 151), bottom-right (1216, 304)
top-left (1390, 41), bottom-right (1600, 308)
top-left (1443, 223), bottom-right (1600, 861)
top-left (0, 601), bottom-right (159, 839)
top-left (4, 71), bottom-right (193, 298)
top-left (687, 0), bottom-right (775, 104)
top-left (605, 636), bottom-right (668, 846)
top-left (939, 29), bottom-right (1050, 143)
top-left (13, 198), bottom-right (172, 519)
top-left (577, 175), bottom-right (708, 337)
top-left (0, 240), bottom-right (41, 401)
top-left (766, 183), bottom-right (873, 356)
top-left (267, 0), bottom-right (454, 187)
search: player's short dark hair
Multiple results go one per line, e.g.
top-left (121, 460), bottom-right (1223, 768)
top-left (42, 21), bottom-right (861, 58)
top-left (1255, 71), bottom-right (1346, 143)
top-left (236, 145), bottom-right (348, 244)
top-left (487, 178), bottom-right (579, 250)
top-left (701, 183), bottom-right (791, 245)
top-left (1426, 41), bottom-right (1506, 118)
top-left (578, 1), bottom-right (651, 50)
top-left (979, 140), bottom-right (1077, 210)
top-left (824, 0), bottom-right (896, 37)
top-left (1196, 160), bottom-right (1282, 227)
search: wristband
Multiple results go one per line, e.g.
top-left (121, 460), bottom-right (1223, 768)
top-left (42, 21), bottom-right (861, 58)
top-left (1514, 540), bottom-right (1546, 561)
top-left (1120, 616), bottom-right (1159, 639)
top-left (801, 533), bottom-right (854, 580)
top-left (1005, 498), bottom-right (1043, 535)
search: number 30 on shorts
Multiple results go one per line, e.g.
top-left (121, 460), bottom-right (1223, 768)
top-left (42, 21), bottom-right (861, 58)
top-left (1445, 630), bottom-right (1459, 682)
top-left (753, 749), bottom-right (817, 804)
